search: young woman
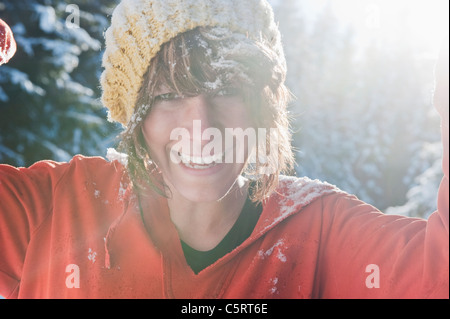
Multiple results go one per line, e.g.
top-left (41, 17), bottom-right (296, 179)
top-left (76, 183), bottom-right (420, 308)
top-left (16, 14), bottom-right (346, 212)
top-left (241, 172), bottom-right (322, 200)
top-left (0, 0), bottom-right (448, 299)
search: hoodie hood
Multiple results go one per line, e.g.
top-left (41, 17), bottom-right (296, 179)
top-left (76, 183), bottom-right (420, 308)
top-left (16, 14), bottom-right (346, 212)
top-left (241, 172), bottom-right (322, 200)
top-left (102, 174), bottom-right (343, 297)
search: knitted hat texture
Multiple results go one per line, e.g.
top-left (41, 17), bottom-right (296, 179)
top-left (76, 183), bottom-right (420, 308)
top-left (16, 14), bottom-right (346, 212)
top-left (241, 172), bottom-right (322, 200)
top-left (100, 0), bottom-right (283, 126)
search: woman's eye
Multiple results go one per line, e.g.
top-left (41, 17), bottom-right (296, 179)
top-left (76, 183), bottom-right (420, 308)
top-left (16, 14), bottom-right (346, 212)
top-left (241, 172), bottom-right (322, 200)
top-left (215, 87), bottom-right (241, 98)
top-left (154, 92), bottom-right (183, 102)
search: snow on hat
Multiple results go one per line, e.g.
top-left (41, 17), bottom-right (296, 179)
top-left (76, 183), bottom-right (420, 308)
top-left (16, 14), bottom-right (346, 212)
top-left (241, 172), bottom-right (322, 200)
top-left (100, 0), bottom-right (284, 127)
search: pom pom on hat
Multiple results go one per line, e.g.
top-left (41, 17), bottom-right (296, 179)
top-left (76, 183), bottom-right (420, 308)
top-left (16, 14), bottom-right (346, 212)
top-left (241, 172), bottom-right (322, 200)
top-left (100, 0), bottom-right (284, 127)
top-left (0, 18), bottom-right (17, 66)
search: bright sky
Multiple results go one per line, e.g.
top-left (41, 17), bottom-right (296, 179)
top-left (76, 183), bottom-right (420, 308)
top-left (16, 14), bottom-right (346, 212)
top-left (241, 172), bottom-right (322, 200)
top-left (301, 0), bottom-right (449, 58)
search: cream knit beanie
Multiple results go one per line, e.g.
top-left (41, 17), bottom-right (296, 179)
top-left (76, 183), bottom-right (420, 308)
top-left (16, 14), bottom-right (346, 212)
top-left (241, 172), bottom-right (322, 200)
top-left (100, 0), bottom-right (284, 127)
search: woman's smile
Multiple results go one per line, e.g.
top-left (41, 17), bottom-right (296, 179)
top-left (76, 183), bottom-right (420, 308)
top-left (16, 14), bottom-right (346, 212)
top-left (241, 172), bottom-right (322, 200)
top-left (142, 92), bottom-right (252, 203)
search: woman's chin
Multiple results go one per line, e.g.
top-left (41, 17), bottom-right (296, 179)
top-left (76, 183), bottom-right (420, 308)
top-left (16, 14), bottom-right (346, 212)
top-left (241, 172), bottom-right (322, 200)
top-left (164, 162), bottom-right (245, 203)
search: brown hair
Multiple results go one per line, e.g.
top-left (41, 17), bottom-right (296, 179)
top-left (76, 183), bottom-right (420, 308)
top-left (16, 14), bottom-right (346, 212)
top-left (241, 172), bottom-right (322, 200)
top-left (118, 27), bottom-right (294, 202)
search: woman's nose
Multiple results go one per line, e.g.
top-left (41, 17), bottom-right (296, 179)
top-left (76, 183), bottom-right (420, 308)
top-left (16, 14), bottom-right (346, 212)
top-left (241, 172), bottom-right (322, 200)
top-left (183, 94), bottom-right (216, 133)
top-left (181, 95), bottom-right (220, 155)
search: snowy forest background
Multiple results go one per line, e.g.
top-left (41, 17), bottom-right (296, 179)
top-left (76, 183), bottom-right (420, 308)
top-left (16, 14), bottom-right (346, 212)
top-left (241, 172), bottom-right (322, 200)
top-left (0, 0), bottom-right (448, 218)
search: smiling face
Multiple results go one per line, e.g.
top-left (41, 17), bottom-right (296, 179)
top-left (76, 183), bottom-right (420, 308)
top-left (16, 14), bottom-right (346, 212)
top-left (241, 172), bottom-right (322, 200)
top-left (121, 27), bottom-right (294, 203)
top-left (142, 88), bottom-right (253, 202)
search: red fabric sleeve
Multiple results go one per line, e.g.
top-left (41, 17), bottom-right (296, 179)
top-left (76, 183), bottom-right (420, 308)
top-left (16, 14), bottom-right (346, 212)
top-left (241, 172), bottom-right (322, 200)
top-left (317, 194), bottom-right (448, 298)
top-left (0, 160), bottom-right (69, 298)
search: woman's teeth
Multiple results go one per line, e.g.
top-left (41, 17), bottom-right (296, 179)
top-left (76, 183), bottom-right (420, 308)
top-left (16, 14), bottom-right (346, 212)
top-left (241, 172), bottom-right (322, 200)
top-left (178, 152), bottom-right (224, 169)
top-left (184, 162), bottom-right (216, 169)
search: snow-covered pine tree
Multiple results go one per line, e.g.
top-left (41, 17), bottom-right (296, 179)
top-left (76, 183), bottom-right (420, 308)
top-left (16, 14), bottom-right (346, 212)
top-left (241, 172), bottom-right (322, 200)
top-left (272, 2), bottom-right (440, 212)
top-left (0, 0), bottom-right (120, 167)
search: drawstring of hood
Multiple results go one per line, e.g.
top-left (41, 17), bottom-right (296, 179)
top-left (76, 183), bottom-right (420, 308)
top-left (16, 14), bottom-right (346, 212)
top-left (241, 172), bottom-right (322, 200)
top-left (103, 176), bottom-right (133, 269)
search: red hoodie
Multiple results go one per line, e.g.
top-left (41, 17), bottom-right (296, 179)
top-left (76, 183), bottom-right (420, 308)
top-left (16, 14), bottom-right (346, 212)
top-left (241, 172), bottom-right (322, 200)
top-left (0, 145), bottom-right (448, 299)
top-left (0, 43), bottom-right (448, 301)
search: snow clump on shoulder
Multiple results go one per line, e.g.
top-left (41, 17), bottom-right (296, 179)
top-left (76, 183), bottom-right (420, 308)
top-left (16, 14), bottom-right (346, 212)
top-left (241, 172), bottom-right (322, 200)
top-left (106, 148), bottom-right (129, 167)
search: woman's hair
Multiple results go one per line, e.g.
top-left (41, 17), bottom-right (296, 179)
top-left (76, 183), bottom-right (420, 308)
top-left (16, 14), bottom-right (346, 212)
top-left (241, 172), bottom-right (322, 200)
top-left (118, 27), bottom-right (294, 203)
